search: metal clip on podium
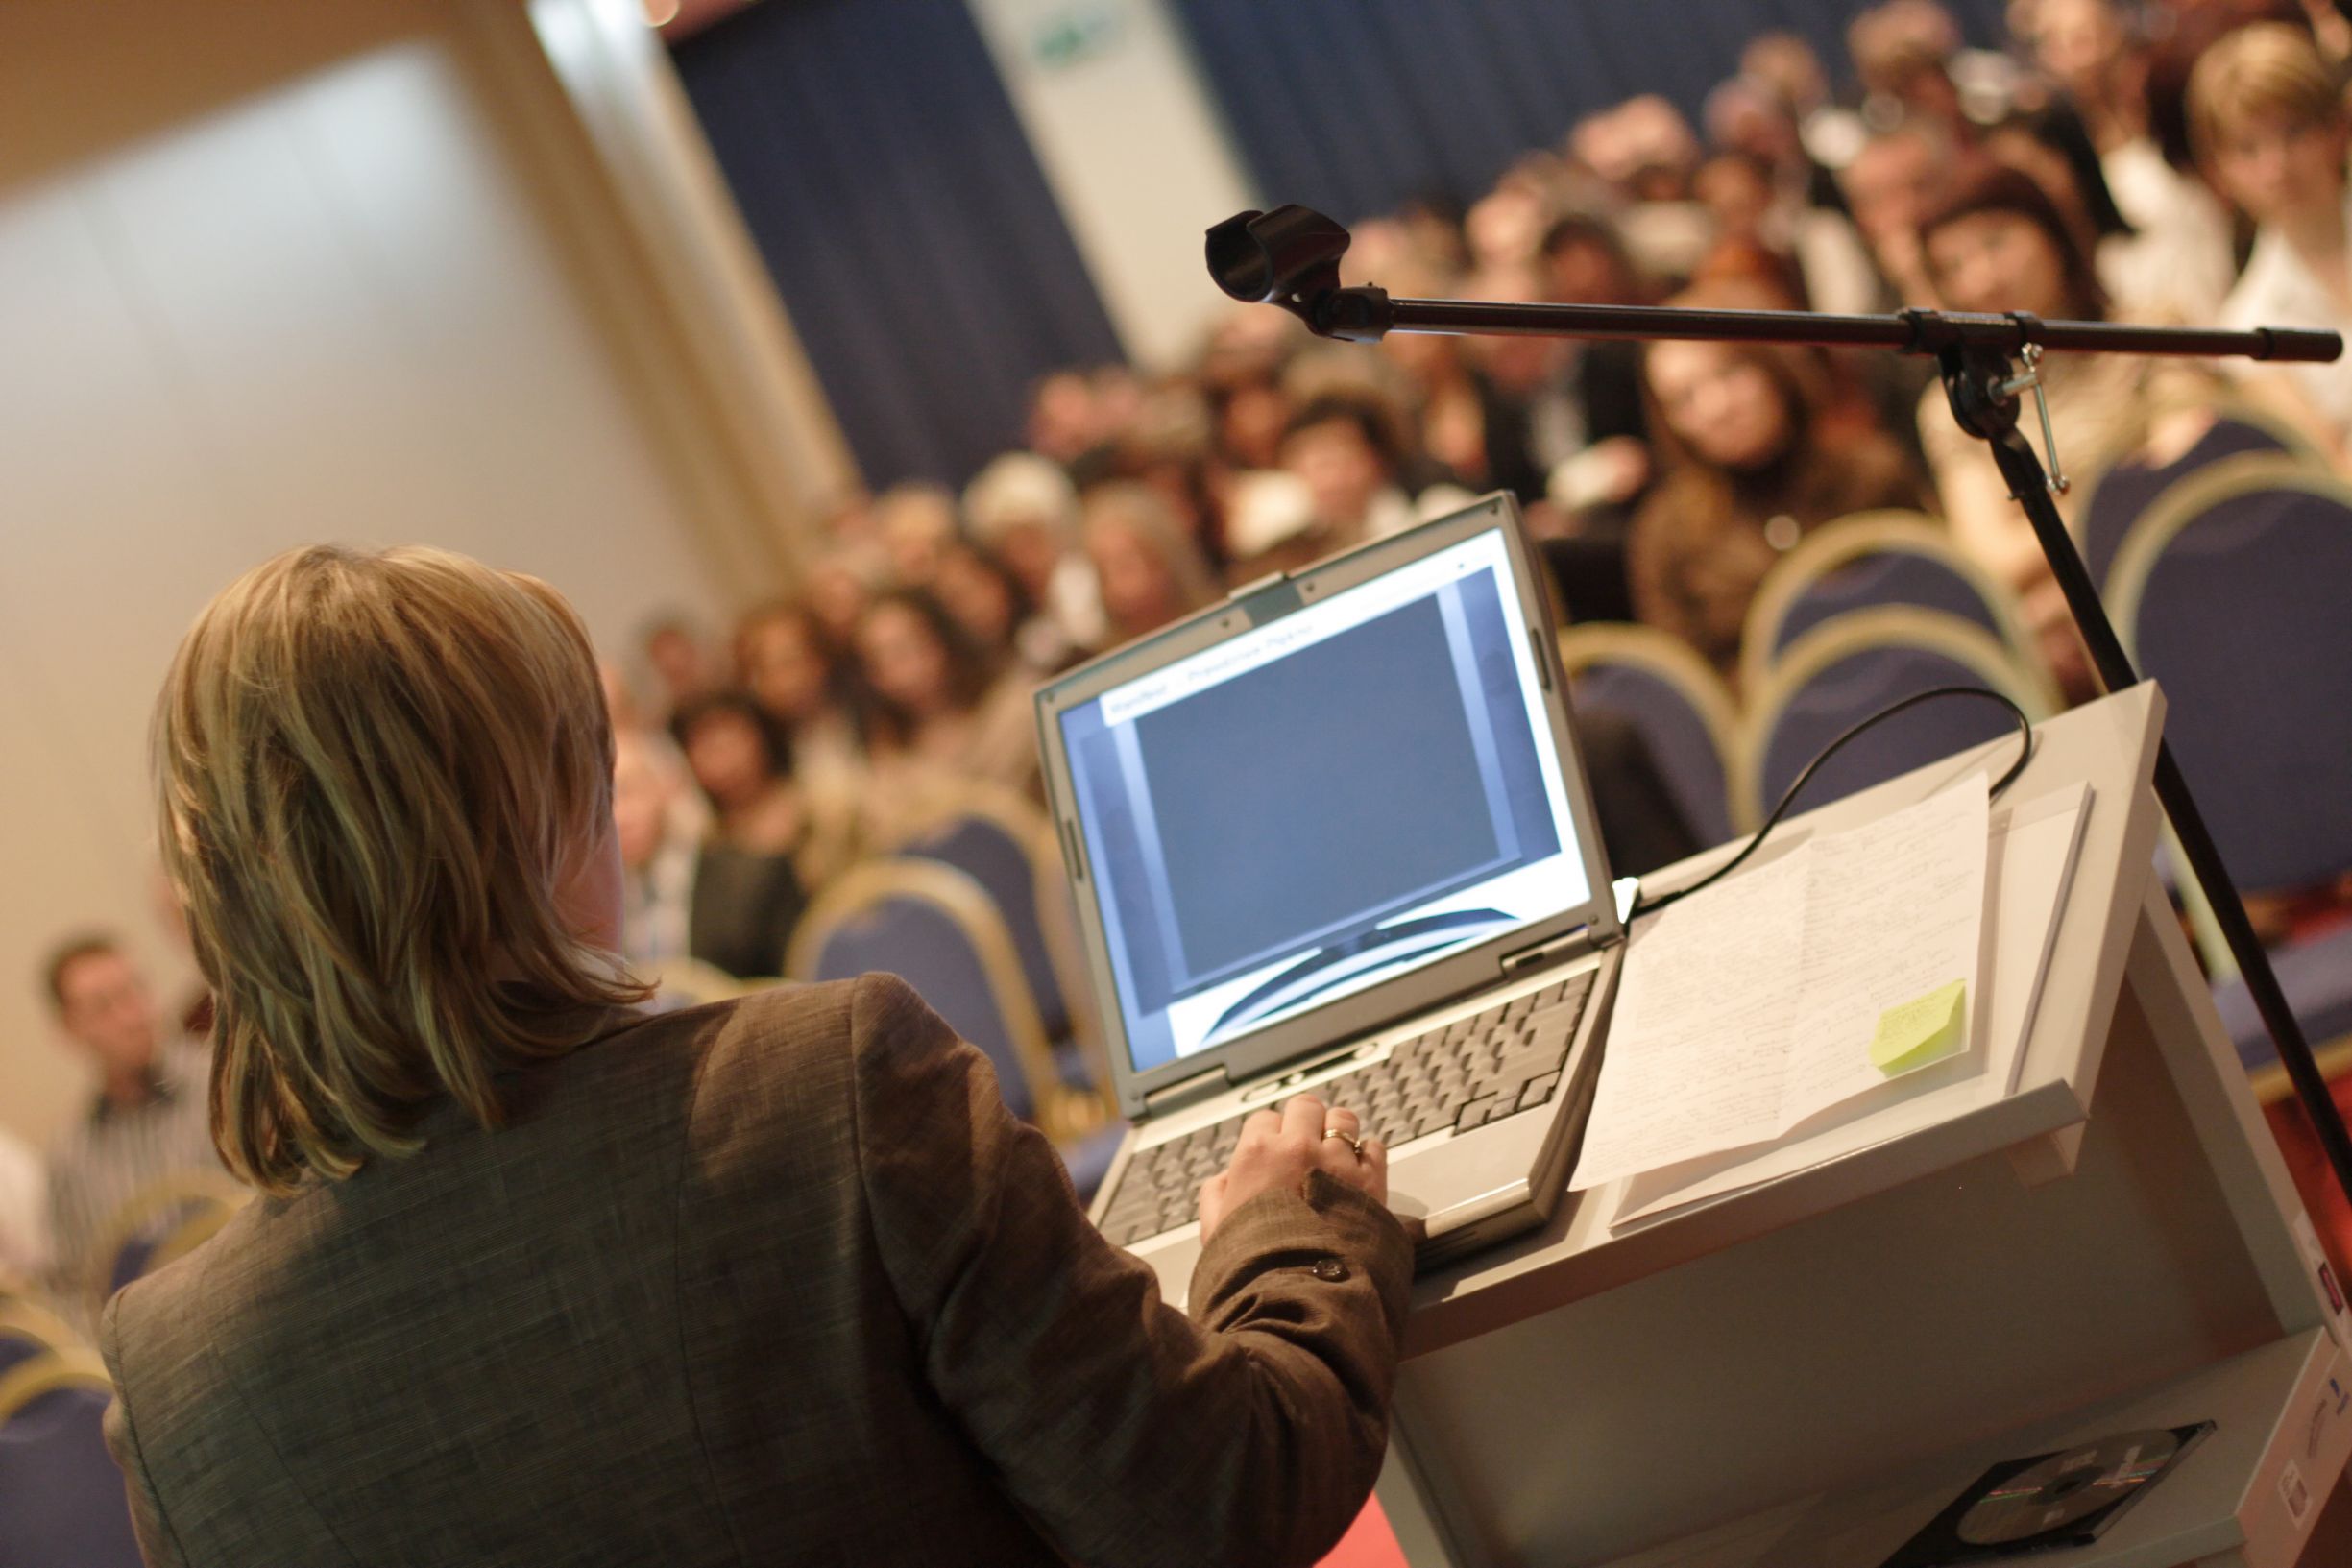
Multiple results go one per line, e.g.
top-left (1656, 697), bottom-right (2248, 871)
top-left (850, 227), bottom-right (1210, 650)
top-left (1205, 204), bottom-right (2352, 1213)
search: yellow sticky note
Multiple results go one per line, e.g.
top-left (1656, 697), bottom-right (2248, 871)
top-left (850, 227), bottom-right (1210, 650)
top-left (1870, 980), bottom-right (1967, 1076)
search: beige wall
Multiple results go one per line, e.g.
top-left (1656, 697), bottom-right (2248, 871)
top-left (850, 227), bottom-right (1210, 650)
top-left (0, 0), bottom-right (830, 1146)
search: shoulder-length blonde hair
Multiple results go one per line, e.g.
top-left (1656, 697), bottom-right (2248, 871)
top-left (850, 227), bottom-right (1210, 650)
top-left (155, 545), bottom-right (648, 1195)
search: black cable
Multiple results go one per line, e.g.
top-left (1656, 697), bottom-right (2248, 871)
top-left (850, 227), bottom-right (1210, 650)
top-left (1633, 686), bottom-right (2034, 922)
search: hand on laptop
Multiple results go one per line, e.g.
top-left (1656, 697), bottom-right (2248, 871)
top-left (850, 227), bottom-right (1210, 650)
top-left (1197, 1091), bottom-right (1387, 1242)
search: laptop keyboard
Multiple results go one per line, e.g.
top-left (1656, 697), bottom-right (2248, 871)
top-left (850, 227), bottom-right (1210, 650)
top-left (1097, 969), bottom-right (1596, 1248)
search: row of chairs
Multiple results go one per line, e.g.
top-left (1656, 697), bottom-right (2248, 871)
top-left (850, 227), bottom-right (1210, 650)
top-left (1567, 442), bottom-right (2352, 1095)
top-left (652, 786), bottom-right (1128, 1198)
top-left (1564, 515), bottom-right (2058, 850)
top-left (2, 1287), bottom-right (141, 1567)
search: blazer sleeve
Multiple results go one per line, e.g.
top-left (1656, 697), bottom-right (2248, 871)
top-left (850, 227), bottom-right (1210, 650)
top-left (98, 1292), bottom-right (194, 1568)
top-left (846, 974), bottom-right (1414, 1568)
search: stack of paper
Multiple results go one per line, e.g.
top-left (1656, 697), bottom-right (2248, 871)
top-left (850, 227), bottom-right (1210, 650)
top-left (1571, 777), bottom-right (1992, 1194)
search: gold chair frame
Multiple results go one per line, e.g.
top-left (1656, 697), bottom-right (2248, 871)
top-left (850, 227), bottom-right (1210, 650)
top-left (1738, 511), bottom-right (2048, 702)
top-left (1733, 606), bottom-right (2055, 832)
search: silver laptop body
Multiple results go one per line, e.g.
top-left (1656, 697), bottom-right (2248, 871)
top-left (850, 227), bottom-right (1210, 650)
top-left (1035, 494), bottom-right (1626, 1304)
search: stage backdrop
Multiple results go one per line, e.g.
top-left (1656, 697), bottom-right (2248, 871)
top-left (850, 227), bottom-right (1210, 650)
top-left (1175, 0), bottom-right (2008, 226)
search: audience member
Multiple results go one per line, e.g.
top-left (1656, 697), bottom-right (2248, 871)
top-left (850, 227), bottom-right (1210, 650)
top-left (637, 614), bottom-right (715, 725)
top-left (1841, 121), bottom-right (1962, 304)
top-left (962, 450), bottom-right (1106, 663)
top-left (38, 934), bottom-right (219, 1300)
top-left (2196, 22), bottom-right (2352, 441)
top-left (672, 690), bottom-right (850, 978)
top-left (873, 481), bottom-right (961, 587)
top-left (1914, 160), bottom-right (2218, 677)
top-left (1630, 293), bottom-right (1931, 678)
top-left (854, 588), bottom-right (1042, 836)
top-left (612, 725), bottom-right (698, 973)
top-left (734, 600), bottom-right (864, 798)
top-left (1083, 481), bottom-right (1221, 644)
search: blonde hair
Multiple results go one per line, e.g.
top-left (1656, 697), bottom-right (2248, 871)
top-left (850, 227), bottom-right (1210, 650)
top-left (155, 545), bottom-right (647, 1195)
top-left (2190, 23), bottom-right (2344, 156)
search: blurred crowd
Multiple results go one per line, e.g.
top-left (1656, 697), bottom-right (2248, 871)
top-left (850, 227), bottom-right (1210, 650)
top-left (600, 0), bottom-right (2352, 984)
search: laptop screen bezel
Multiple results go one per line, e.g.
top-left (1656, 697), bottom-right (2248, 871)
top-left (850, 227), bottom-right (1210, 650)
top-left (1034, 494), bottom-right (1622, 1120)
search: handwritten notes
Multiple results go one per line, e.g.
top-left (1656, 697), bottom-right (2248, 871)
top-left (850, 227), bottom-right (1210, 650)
top-left (1570, 776), bottom-right (1990, 1191)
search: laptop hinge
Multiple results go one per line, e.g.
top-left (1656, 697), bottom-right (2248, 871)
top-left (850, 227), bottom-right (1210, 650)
top-left (1499, 928), bottom-right (1595, 976)
top-left (1144, 1065), bottom-right (1231, 1117)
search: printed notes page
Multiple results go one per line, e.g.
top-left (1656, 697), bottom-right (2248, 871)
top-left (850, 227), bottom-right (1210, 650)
top-left (1570, 776), bottom-right (1989, 1191)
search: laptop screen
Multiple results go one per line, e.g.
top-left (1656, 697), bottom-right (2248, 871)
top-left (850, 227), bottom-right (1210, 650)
top-left (1056, 524), bottom-right (1593, 1074)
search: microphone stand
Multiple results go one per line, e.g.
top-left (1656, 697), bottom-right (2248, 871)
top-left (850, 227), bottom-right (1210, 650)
top-left (1206, 204), bottom-right (2352, 1208)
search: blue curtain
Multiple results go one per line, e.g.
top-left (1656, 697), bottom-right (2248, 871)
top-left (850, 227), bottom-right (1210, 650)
top-left (1174, 0), bottom-right (2011, 225)
top-left (671, 1), bottom-right (1125, 488)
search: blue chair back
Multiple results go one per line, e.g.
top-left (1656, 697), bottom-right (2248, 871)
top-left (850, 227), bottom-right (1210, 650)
top-left (2082, 415), bottom-right (2292, 588)
top-left (1575, 663), bottom-right (1734, 850)
top-left (901, 814), bottom-right (1070, 1044)
top-left (0, 1385), bottom-right (143, 1568)
top-left (1770, 550), bottom-right (2003, 654)
top-left (1744, 613), bottom-right (2043, 823)
top-left (803, 884), bottom-right (1039, 1123)
top-left (2113, 462), bottom-right (2352, 891)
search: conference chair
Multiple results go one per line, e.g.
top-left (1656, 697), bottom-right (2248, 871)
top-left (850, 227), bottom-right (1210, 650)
top-left (2107, 454), bottom-right (2352, 1071)
top-left (1734, 608), bottom-right (2055, 832)
top-left (892, 790), bottom-right (1080, 1047)
top-left (87, 1172), bottom-right (250, 1313)
top-left (2077, 398), bottom-right (2329, 588)
top-left (0, 1296), bottom-right (83, 1379)
top-left (0, 1349), bottom-right (143, 1568)
top-left (1738, 511), bottom-right (2039, 697)
top-left (1556, 622), bottom-right (1739, 851)
top-left (786, 858), bottom-right (1123, 1198)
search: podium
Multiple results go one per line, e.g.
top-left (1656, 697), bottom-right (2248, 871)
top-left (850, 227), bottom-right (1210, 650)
top-left (1373, 685), bottom-right (2352, 1566)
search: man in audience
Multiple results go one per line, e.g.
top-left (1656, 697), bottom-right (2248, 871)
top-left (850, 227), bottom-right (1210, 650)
top-left (39, 934), bottom-right (221, 1298)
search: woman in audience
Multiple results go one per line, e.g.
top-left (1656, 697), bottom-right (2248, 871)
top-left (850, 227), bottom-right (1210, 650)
top-left (1083, 481), bottom-right (1221, 645)
top-left (672, 689), bottom-right (849, 977)
top-left (1913, 160), bottom-right (2222, 678)
top-left (962, 450), bottom-right (1105, 663)
top-left (734, 601), bottom-right (863, 800)
top-left (117, 543), bottom-right (1406, 1567)
top-left (854, 587), bottom-right (1042, 834)
top-left (931, 538), bottom-right (1041, 675)
top-left (2195, 22), bottom-right (2352, 444)
top-left (1627, 288), bottom-right (1931, 680)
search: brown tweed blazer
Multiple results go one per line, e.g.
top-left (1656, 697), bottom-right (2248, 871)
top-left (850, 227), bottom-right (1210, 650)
top-left (98, 976), bottom-right (1413, 1567)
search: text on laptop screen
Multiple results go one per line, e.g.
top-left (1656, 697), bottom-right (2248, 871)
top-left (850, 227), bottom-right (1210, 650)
top-left (1058, 528), bottom-right (1592, 1073)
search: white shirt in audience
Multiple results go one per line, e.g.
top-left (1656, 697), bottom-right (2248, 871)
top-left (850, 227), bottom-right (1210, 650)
top-left (2219, 184), bottom-right (2352, 444)
top-left (0, 1128), bottom-right (49, 1282)
top-left (2097, 139), bottom-right (2238, 324)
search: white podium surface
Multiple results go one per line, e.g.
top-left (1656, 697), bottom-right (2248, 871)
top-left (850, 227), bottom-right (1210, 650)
top-left (1376, 686), bottom-right (2352, 1567)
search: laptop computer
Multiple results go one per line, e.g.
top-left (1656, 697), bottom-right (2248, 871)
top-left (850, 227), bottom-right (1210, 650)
top-left (1035, 494), bottom-right (1630, 1302)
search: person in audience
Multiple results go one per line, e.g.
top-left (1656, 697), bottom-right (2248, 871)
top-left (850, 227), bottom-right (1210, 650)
top-left (1913, 159), bottom-right (2222, 681)
top-left (1083, 481), bottom-right (1221, 645)
top-left (112, 543), bottom-right (1407, 1565)
top-left (637, 614), bottom-right (715, 727)
top-left (611, 724), bottom-right (697, 973)
top-left (962, 450), bottom-right (1106, 664)
top-left (854, 587), bottom-right (1042, 832)
top-left (1629, 290), bottom-right (1932, 679)
top-left (672, 689), bottom-right (849, 978)
top-left (1849, 1), bottom-right (1971, 140)
top-left (1277, 390), bottom-right (1422, 550)
top-left (2023, 0), bottom-right (2240, 320)
top-left (0, 1127), bottom-right (48, 1286)
top-left (802, 544), bottom-right (885, 648)
top-left (1840, 121), bottom-right (1962, 305)
top-left (38, 934), bottom-right (220, 1301)
top-left (931, 537), bottom-right (1041, 673)
top-left (873, 481), bottom-right (961, 587)
top-left (734, 600), bottom-right (864, 800)
top-left (2195, 22), bottom-right (2352, 442)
